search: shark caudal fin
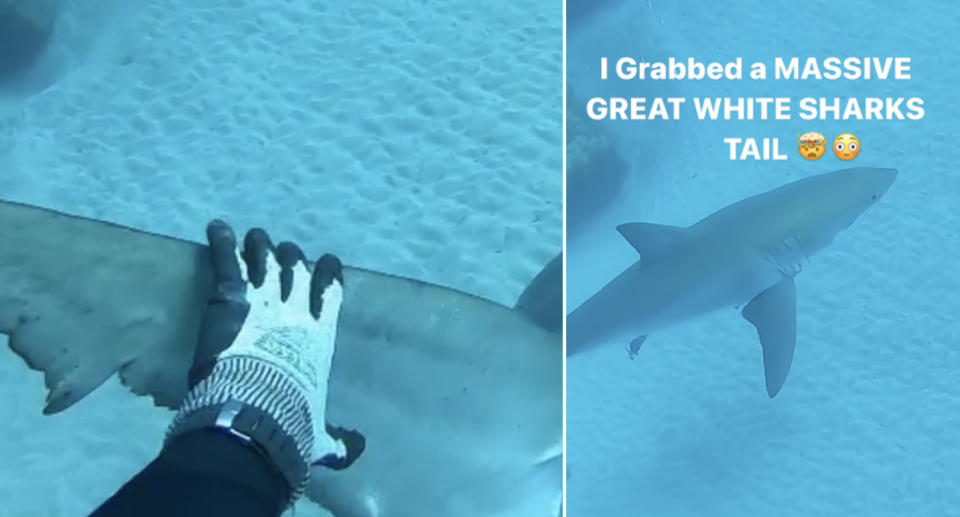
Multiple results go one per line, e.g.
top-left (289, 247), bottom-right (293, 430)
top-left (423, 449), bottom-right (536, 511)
top-left (514, 252), bottom-right (562, 334)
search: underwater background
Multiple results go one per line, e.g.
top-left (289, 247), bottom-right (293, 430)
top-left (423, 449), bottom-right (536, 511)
top-left (0, 0), bottom-right (560, 515)
top-left (566, 1), bottom-right (960, 516)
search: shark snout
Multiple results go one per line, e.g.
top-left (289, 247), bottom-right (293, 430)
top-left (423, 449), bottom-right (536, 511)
top-left (843, 167), bottom-right (898, 201)
top-left (874, 168), bottom-right (898, 195)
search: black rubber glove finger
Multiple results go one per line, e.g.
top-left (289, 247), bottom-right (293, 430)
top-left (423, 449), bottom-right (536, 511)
top-left (310, 253), bottom-right (344, 320)
top-left (313, 425), bottom-right (366, 470)
top-left (275, 241), bottom-right (307, 303)
top-left (242, 228), bottom-right (274, 289)
top-left (206, 219), bottom-right (244, 302)
top-left (189, 220), bottom-right (251, 389)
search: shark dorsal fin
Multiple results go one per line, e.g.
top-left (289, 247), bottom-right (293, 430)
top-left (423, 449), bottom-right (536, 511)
top-left (616, 223), bottom-right (687, 262)
top-left (514, 252), bottom-right (562, 334)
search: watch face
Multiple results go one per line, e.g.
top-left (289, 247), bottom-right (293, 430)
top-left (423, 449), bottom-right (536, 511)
top-left (214, 399), bottom-right (247, 431)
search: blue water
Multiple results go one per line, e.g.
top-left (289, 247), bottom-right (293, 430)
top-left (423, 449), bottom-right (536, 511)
top-left (0, 1), bottom-right (561, 515)
top-left (567, 1), bottom-right (960, 516)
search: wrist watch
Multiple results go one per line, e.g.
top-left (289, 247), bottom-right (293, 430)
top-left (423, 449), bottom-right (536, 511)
top-left (167, 398), bottom-right (308, 498)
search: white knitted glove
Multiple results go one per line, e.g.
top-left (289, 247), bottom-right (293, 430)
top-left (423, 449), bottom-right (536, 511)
top-left (221, 233), bottom-right (346, 463)
top-left (168, 221), bottom-right (364, 504)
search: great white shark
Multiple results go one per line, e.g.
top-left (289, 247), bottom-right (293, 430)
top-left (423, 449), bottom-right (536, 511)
top-left (568, 167), bottom-right (897, 397)
top-left (0, 199), bottom-right (562, 517)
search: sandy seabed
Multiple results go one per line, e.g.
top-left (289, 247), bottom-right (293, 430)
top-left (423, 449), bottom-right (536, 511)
top-left (0, 0), bottom-right (561, 515)
top-left (566, 1), bottom-right (960, 516)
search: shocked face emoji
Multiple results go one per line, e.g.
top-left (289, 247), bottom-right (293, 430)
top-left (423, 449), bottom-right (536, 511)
top-left (797, 132), bottom-right (827, 161)
top-left (833, 133), bottom-right (860, 160)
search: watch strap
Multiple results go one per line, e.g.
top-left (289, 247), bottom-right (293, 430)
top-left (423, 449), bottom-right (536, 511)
top-left (167, 398), bottom-right (308, 502)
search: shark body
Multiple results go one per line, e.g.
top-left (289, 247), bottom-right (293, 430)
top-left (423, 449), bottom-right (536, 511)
top-left (0, 199), bottom-right (562, 517)
top-left (568, 167), bottom-right (897, 397)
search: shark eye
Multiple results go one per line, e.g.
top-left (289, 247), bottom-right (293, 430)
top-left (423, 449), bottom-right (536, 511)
top-left (871, 194), bottom-right (878, 200)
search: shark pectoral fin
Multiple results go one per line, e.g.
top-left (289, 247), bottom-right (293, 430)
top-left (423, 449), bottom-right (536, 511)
top-left (742, 277), bottom-right (797, 398)
top-left (615, 223), bottom-right (686, 262)
top-left (626, 335), bottom-right (646, 360)
top-left (514, 252), bottom-right (562, 334)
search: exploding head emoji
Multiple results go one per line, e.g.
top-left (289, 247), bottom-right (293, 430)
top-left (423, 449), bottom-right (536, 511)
top-left (797, 132), bottom-right (827, 161)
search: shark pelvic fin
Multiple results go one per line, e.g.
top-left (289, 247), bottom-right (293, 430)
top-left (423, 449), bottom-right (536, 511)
top-left (616, 223), bottom-right (686, 262)
top-left (626, 335), bottom-right (646, 360)
top-left (742, 277), bottom-right (797, 398)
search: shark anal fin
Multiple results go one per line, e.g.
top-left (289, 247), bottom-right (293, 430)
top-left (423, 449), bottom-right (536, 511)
top-left (625, 335), bottom-right (646, 360)
top-left (615, 223), bottom-right (686, 262)
top-left (742, 277), bottom-right (797, 398)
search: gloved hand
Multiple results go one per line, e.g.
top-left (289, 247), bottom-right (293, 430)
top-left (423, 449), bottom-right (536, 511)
top-left (166, 220), bottom-right (364, 506)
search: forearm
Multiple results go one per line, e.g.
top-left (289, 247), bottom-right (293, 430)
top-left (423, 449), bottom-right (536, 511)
top-left (168, 356), bottom-right (315, 502)
top-left (90, 354), bottom-right (313, 516)
top-left (89, 429), bottom-right (288, 517)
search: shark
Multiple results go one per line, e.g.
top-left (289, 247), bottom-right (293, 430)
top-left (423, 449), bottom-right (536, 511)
top-left (567, 167), bottom-right (897, 397)
top-left (0, 198), bottom-right (562, 517)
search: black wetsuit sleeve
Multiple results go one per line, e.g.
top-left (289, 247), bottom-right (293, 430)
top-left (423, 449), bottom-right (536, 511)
top-left (88, 429), bottom-right (289, 517)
